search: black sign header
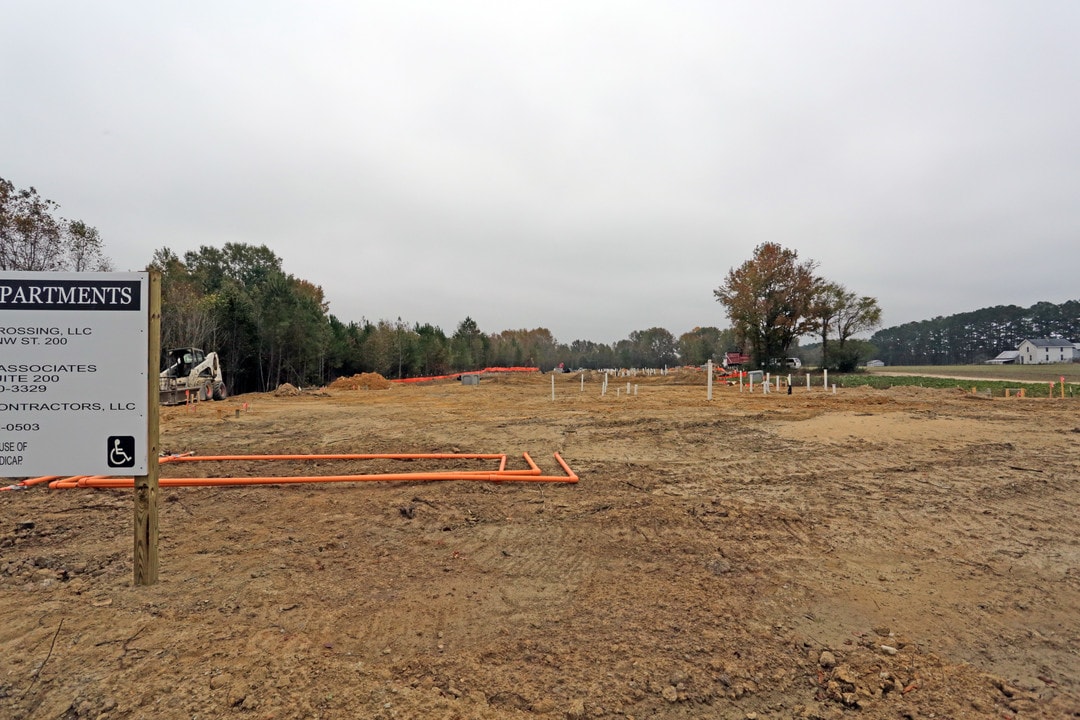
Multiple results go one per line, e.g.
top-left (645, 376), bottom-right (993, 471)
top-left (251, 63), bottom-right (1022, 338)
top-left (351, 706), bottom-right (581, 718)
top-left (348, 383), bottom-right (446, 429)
top-left (0, 280), bottom-right (142, 311)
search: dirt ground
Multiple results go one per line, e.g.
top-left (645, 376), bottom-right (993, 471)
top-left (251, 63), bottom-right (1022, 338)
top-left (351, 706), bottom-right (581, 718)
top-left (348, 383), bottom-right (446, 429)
top-left (2, 370), bottom-right (1078, 719)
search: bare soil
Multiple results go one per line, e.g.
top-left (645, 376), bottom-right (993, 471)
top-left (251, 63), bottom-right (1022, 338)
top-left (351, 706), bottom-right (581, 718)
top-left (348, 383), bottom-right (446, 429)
top-left (2, 371), bottom-right (1078, 719)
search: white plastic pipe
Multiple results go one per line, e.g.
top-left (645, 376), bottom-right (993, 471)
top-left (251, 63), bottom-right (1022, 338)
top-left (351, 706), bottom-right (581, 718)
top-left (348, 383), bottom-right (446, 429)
top-left (707, 359), bottom-right (713, 401)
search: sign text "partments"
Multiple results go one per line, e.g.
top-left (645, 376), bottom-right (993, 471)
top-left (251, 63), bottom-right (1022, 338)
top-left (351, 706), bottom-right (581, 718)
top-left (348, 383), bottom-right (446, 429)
top-left (0, 280), bottom-right (141, 311)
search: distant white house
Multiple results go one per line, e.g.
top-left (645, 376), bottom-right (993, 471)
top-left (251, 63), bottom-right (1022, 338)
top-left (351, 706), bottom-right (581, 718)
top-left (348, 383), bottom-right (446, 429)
top-left (1016, 338), bottom-right (1077, 364)
top-left (986, 350), bottom-right (1020, 365)
top-left (865, 359), bottom-right (885, 368)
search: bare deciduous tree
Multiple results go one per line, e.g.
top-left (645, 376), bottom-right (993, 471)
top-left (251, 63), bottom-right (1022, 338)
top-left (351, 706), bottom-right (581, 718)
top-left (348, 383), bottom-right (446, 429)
top-left (1, 177), bottom-right (113, 272)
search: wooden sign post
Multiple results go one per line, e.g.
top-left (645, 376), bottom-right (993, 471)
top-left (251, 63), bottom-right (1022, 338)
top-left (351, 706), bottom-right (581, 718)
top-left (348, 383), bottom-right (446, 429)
top-left (134, 270), bottom-right (161, 585)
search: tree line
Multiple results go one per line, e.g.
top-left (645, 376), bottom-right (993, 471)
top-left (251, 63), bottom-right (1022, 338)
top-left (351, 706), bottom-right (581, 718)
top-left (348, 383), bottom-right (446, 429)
top-left (151, 241), bottom-right (746, 392)
top-left (18, 176), bottom-right (1077, 376)
top-left (869, 300), bottom-right (1080, 365)
top-left (0, 177), bottom-right (874, 390)
top-left (3, 178), bottom-right (721, 390)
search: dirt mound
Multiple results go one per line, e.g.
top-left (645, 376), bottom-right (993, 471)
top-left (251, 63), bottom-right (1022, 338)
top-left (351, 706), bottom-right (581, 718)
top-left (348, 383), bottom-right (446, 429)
top-left (328, 372), bottom-right (392, 390)
top-left (272, 382), bottom-right (300, 396)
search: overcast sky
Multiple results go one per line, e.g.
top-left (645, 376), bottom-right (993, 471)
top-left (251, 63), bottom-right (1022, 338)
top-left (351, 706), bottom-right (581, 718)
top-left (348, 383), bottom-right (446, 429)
top-left (3, 2), bottom-right (1078, 344)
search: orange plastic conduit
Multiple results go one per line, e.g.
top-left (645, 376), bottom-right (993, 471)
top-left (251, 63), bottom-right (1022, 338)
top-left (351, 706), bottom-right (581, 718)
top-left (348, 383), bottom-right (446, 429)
top-left (45, 452), bottom-right (577, 488)
top-left (152, 452), bottom-right (536, 475)
top-left (9, 453), bottom-right (195, 490)
top-left (42, 456), bottom-right (512, 489)
top-left (2, 476), bottom-right (60, 490)
top-left (162, 452), bottom-right (509, 463)
top-left (40, 453), bottom-right (528, 487)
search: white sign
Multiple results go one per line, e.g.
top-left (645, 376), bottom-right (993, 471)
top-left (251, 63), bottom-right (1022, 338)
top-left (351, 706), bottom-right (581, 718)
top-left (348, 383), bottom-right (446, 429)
top-left (0, 272), bottom-right (149, 476)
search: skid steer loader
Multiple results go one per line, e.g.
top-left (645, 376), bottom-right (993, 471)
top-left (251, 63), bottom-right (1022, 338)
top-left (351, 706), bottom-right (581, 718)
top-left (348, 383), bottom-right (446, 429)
top-left (159, 347), bottom-right (228, 405)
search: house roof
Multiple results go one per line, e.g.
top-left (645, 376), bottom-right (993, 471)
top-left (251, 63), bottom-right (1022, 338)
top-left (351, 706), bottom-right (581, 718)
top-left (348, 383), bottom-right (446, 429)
top-left (986, 350), bottom-right (1020, 364)
top-left (1021, 338), bottom-right (1075, 348)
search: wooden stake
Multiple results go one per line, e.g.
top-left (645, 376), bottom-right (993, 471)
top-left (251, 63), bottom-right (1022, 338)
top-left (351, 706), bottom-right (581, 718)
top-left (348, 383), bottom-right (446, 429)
top-left (134, 270), bottom-right (161, 586)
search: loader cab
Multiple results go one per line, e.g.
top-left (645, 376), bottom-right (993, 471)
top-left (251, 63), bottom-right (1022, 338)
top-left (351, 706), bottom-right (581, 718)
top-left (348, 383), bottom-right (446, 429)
top-left (164, 347), bottom-right (205, 378)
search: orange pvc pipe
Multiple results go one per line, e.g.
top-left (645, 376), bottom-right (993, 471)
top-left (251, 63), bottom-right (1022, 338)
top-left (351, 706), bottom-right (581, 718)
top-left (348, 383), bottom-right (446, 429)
top-left (46, 453), bottom-right (577, 488)
top-left (38, 452), bottom-right (577, 489)
top-left (3, 475), bottom-right (62, 490)
top-left (71, 472), bottom-right (573, 487)
top-left (159, 452), bottom-right (195, 464)
top-left (162, 452), bottom-right (509, 461)
top-left (48, 476), bottom-right (88, 489)
top-left (552, 452), bottom-right (579, 482)
top-left (41, 453), bottom-right (194, 485)
top-left (155, 452), bottom-right (540, 475)
top-left (156, 452), bottom-right (539, 476)
top-left (24, 475), bottom-right (63, 486)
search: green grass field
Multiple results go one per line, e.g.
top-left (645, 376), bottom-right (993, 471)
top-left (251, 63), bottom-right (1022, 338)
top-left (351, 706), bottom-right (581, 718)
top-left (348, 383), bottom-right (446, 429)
top-left (839, 364), bottom-right (1080, 397)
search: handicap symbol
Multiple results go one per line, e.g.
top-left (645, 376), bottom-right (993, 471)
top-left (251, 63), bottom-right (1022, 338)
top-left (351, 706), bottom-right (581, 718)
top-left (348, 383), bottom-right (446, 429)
top-left (107, 436), bottom-right (136, 468)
